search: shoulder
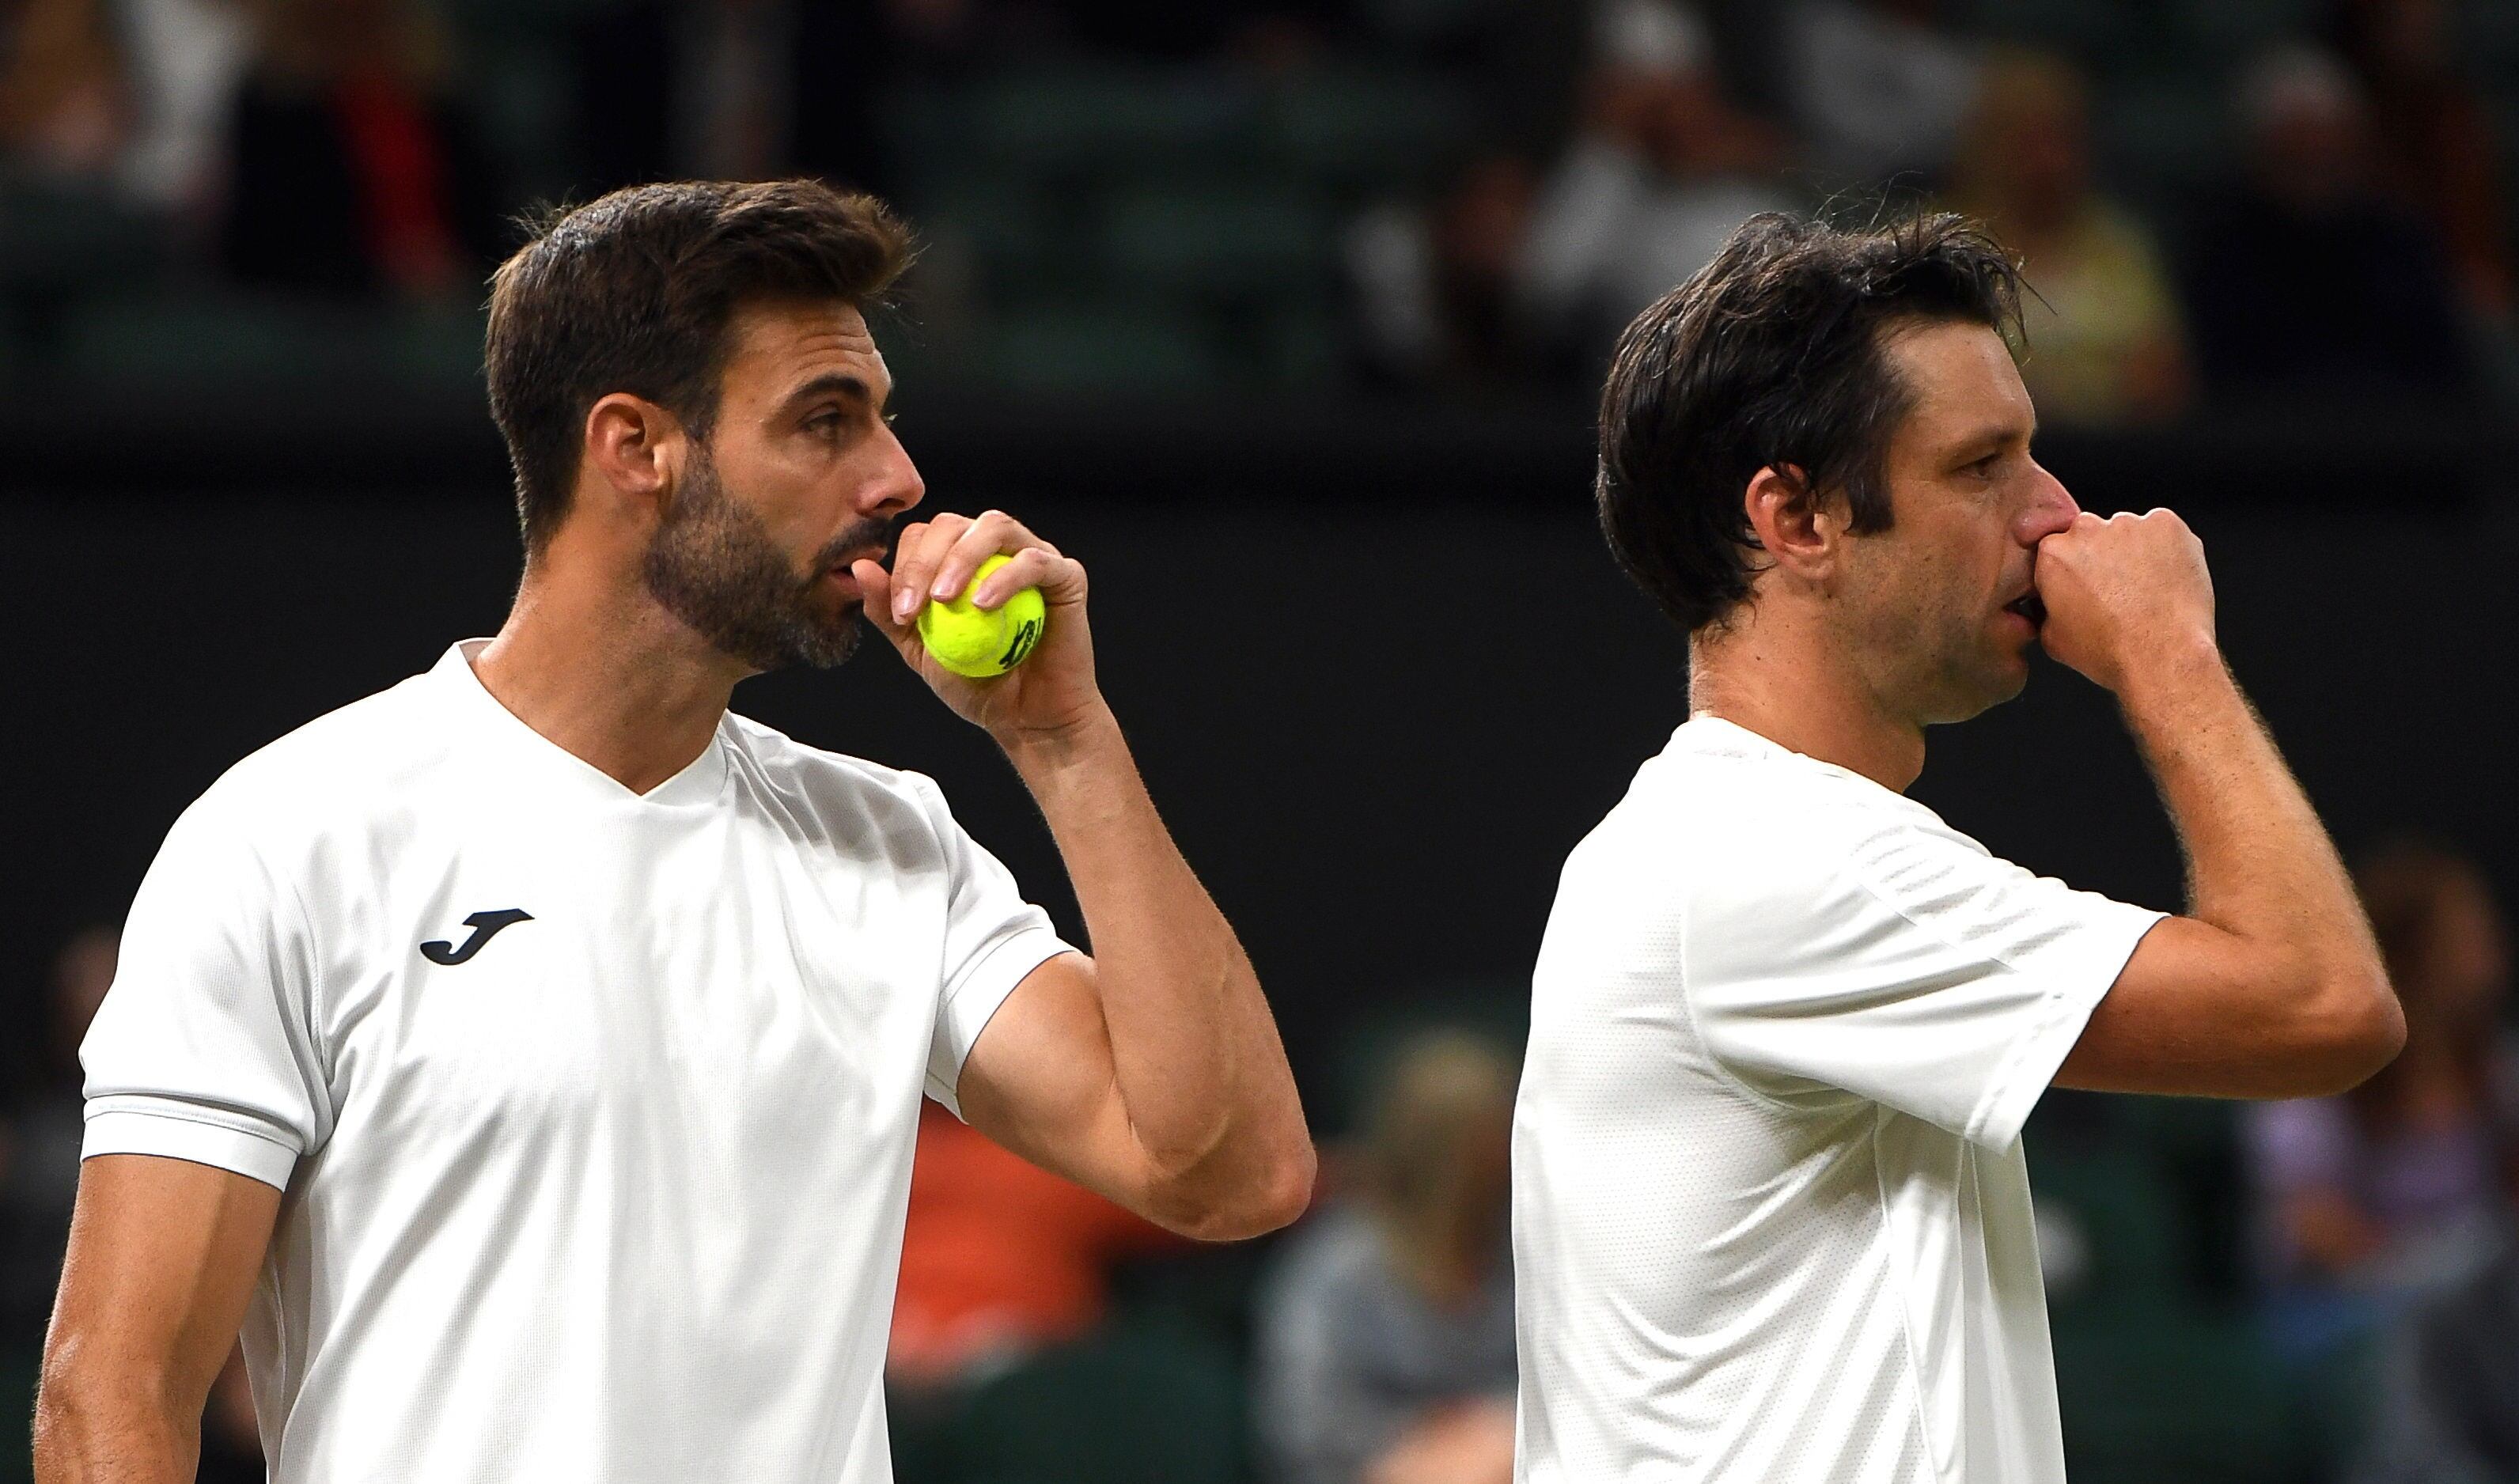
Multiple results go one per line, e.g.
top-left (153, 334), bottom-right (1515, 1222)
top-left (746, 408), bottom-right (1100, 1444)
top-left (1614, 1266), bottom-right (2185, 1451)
top-left (174, 669), bottom-right (457, 857)
top-left (719, 711), bottom-right (960, 841)
top-left (1601, 729), bottom-right (1964, 899)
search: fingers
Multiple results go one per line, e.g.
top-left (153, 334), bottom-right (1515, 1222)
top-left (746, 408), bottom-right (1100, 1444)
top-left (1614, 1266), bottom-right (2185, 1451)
top-left (850, 558), bottom-right (907, 642)
top-left (885, 515), bottom-right (960, 623)
top-left (931, 513), bottom-right (1028, 603)
top-left (970, 545), bottom-right (1065, 608)
top-left (886, 509), bottom-right (1074, 619)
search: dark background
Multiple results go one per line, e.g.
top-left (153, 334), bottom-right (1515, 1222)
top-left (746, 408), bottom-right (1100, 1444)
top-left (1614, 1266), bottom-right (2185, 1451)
top-left (10, 415), bottom-right (2512, 1122)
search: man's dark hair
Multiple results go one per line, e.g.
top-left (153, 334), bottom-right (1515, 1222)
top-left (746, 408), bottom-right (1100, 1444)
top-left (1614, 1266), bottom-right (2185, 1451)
top-left (484, 179), bottom-right (913, 552)
top-left (1595, 211), bottom-right (2026, 633)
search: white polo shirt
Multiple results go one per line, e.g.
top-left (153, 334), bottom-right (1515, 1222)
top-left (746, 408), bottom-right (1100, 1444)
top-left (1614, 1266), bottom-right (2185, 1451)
top-left (80, 640), bottom-right (1075, 1482)
top-left (1512, 717), bottom-right (2163, 1483)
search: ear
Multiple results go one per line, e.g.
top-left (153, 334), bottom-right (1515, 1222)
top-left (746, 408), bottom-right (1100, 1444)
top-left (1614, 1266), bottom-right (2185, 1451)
top-left (1742, 464), bottom-right (1843, 585)
top-left (580, 392), bottom-right (684, 526)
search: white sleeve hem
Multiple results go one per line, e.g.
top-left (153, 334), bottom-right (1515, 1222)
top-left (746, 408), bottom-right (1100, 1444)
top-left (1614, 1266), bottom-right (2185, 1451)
top-left (82, 1105), bottom-right (299, 1191)
top-left (1966, 907), bottom-right (2169, 1150)
top-left (926, 927), bottom-right (1079, 1120)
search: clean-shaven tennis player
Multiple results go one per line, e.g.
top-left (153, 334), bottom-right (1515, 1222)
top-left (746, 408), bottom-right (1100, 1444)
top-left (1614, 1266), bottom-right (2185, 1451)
top-left (36, 180), bottom-right (1314, 1482)
top-left (1512, 213), bottom-right (2403, 1482)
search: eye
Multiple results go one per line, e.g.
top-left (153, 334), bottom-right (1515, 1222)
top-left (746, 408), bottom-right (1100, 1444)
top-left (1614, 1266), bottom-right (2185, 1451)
top-left (1968, 451), bottom-right (2003, 476)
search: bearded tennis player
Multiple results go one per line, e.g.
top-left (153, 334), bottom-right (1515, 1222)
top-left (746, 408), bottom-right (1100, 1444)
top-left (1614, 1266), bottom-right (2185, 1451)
top-left (34, 180), bottom-right (1315, 1482)
top-left (1511, 213), bottom-right (2403, 1482)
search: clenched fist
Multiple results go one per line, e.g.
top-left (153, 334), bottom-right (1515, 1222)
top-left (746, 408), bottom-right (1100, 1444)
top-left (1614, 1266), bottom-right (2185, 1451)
top-left (2032, 509), bottom-right (2218, 695)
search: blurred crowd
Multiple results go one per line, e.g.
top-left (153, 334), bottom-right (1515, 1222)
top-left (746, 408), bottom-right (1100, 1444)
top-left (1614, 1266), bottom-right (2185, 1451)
top-left (4, 835), bottom-right (2513, 1483)
top-left (0, 0), bottom-right (2513, 409)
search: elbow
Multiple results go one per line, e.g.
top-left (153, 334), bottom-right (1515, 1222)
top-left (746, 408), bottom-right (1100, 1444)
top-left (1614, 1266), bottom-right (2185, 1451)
top-left (33, 1330), bottom-right (120, 1467)
top-left (2288, 967), bottom-right (2405, 1097)
top-left (1157, 1138), bottom-right (1319, 1244)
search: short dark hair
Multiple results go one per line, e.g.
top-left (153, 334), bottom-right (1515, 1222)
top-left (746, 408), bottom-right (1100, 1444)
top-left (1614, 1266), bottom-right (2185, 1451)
top-left (484, 180), bottom-right (913, 551)
top-left (1594, 211), bottom-right (2025, 633)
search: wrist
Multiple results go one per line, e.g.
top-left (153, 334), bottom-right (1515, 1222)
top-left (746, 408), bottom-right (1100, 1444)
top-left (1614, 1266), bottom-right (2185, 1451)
top-left (992, 700), bottom-right (1125, 776)
top-left (2110, 630), bottom-right (2229, 717)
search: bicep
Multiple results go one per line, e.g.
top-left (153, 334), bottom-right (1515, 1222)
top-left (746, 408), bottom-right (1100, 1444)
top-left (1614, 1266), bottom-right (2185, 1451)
top-left (2055, 914), bottom-right (2388, 1098)
top-left (951, 952), bottom-right (1156, 1213)
top-left (47, 1155), bottom-right (280, 1404)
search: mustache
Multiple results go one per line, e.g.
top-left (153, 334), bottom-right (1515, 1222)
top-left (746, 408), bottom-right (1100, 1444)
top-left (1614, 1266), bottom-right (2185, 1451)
top-left (804, 513), bottom-right (905, 586)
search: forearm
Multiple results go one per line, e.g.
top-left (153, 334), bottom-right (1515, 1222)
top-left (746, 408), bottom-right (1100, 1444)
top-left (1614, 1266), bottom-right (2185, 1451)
top-left (999, 706), bottom-right (1311, 1221)
top-left (2119, 638), bottom-right (2385, 999)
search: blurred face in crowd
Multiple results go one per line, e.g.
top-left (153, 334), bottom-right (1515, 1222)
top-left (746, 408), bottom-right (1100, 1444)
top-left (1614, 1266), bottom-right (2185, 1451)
top-left (2250, 67), bottom-right (2372, 211)
top-left (2403, 870), bottom-right (2510, 1030)
top-left (53, 927), bottom-right (117, 1068)
top-left (642, 298), bottom-right (925, 672)
top-left (1958, 58), bottom-right (2090, 233)
top-left (1826, 320), bottom-right (2078, 725)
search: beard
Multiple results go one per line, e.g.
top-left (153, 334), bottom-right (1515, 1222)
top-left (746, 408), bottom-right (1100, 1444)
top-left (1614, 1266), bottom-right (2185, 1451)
top-left (641, 447), bottom-right (891, 673)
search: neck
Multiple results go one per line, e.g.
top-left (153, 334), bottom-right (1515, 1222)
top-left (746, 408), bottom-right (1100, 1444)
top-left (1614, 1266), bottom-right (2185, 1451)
top-left (472, 547), bottom-right (749, 795)
top-left (1687, 601), bottom-right (1924, 791)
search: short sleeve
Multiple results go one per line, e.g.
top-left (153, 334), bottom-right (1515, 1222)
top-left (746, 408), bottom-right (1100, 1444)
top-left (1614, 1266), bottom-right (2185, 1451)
top-left (1688, 804), bottom-right (2162, 1149)
top-left (80, 797), bottom-right (333, 1191)
top-left (907, 775), bottom-right (1077, 1119)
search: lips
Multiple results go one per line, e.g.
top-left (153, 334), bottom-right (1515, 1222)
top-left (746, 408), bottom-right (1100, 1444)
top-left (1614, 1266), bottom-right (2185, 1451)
top-left (2003, 592), bottom-right (2046, 627)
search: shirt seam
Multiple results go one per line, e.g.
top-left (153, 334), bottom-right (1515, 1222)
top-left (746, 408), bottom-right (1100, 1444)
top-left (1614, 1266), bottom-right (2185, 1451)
top-left (1671, 874), bottom-right (1807, 1117)
top-left (1876, 1106), bottom-right (1953, 1484)
top-left (1831, 843), bottom-right (2139, 1143)
top-left (938, 925), bottom-right (1071, 1016)
top-left (263, 840), bottom-right (335, 1105)
top-left (87, 1100), bottom-right (303, 1157)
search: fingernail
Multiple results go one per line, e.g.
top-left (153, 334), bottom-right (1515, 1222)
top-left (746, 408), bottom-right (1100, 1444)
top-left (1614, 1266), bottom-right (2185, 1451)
top-left (894, 589), bottom-right (917, 619)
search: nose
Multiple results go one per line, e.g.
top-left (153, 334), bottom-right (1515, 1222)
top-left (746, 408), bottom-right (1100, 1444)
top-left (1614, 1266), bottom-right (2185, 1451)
top-left (859, 422), bottom-right (925, 520)
top-left (2016, 460), bottom-right (2079, 546)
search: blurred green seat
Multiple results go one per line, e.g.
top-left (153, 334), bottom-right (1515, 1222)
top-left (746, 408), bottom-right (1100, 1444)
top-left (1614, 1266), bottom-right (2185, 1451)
top-left (1949, 0), bottom-right (2140, 70)
top-left (61, 295), bottom-right (483, 395)
top-left (987, 305), bottom-right (1221, 396)
top-left (964, 67), bottom-right (1256, 176)
top-left (1100, 186), bottom-right (1329, 300)
top-left (2094, 72), bottom-right (2229, 212)
top-left (1263, 69), bottom-right (1468, 191)
top-left (2032, 1094), bottom-right (2296, 1484)
top-left (944, 1316), bottom-right (1246, 1484)
top-left (2165, 0), bottom-right (2327, 65)
top-left (0, 181), bottom-right (163, 302)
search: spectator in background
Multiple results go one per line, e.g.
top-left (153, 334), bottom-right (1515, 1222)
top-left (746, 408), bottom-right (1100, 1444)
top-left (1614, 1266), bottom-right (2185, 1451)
top-left (2332, 0), bottom-right (2513, 321)
top-left (2244, 841), bottom-right (2513, 1360)
top-left (218, 0), bottom-right (503, 297)
top-left (1943, 48), bottom-right (2190, 426)
top-left (2184, 46), bottom-right (2477, 405)
top-left (1344, 152), bottom-right (1537, 388)
top-left (567, 0), bottom-right (902, 200)
top-left (1517, 0), bottom-right (1793, 370)
top-left (1255, 1031), bottom-right (1517, 1484)
top-left (0, 0), bottom-right (127, 181)
top-left (1781, 0), bottom-right (1976, 189)
top-left (888, 1100), bottom-right (1185, 1391)
top-left (0, 0), bottom-right (250, 216)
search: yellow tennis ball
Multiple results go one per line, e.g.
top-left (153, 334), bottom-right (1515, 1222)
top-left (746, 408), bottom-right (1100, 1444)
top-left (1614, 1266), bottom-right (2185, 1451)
top-left (915, 554), bottom-right (1046, 679)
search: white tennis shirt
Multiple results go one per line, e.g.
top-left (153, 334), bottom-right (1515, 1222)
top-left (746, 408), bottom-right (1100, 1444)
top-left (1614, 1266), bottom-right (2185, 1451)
top-left (80, 640), bottom-right (1075, 1482)
top-left (1513, 717), bottom-right (2162, 1483)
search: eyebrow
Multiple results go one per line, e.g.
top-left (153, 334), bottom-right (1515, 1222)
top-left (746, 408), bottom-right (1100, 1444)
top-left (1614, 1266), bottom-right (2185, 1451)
top-left (778, 371), bottom-right (890, 418)
top-left (1949, 418), bottom-right (2036, 460)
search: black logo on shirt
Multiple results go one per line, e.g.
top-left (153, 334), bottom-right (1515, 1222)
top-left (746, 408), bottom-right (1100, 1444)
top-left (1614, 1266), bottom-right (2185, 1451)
top-left (420, 909), bottom-right (533, 966)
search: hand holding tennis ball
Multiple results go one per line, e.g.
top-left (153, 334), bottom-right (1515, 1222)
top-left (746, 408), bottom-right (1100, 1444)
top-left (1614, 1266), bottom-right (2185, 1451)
top-left (916, 553), bottom-right (1045, 678)
top-left (854, 511), bottom-right (1101, 741)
